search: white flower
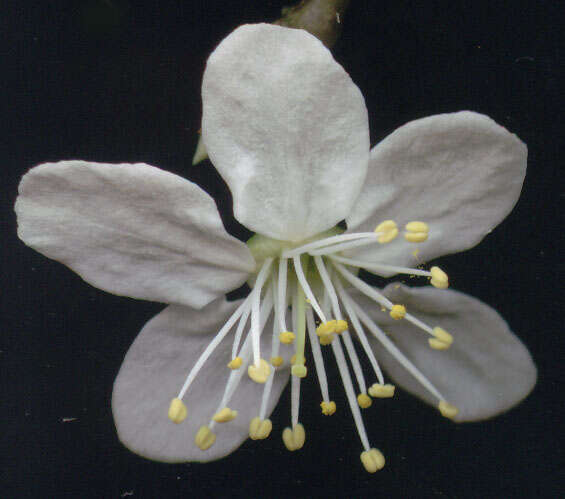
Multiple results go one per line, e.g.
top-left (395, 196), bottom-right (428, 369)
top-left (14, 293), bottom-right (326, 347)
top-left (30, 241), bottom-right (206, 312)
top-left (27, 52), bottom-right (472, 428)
top-left (15, 24), bottom-right (536, 473)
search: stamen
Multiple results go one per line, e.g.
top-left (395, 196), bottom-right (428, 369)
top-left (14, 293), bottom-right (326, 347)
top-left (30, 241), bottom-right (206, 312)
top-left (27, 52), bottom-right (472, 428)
top-left (249, 417), bottom-right (273, 440)
top-left (320, 401), bottom-right (337, 415)
top-left (348, 296), bottom-right (448, 403)
top-left (368, 383), bottom-right (395, 398)
top-left (195, 425), bottom-right (216, 450)
top-left (404, 221), bottom-right (429, 242)
top-left (282, 423), bottom-right (306, 451)
top-left (277, 258), bottom-right (289, 332)
top-left (430, 266), bottom-right (449, 289)
top-left (316, 320), bottom-right (337, 337)
top-left (389, 304), bottom-right (406, 320)
top-left (329, 254), bottom-right (431, 278)
top-left (248, 359), bottom-right (271, 384)
top-left (360, 448), bottom-right (385, 473)
top-left (167, 398), bottom-right (187, 424)
top-left (306, 307), bottom-right (331, 404)
top-left (331, 336), bottom-right (371, 451)
top-left (438, 400), bottom-right (459, 420)
top-left (320, 400), bottom-right (336, 416)
top-left (259, 295), bottom-right (283, 421)
top-left (293, 255), bottom-right (326, 322)
top-left (314, 256), bottom-right (367, 396)
top-left (374, 220), bottom-right (398, 244)
top-left (357, 393), bottom-right (372, 408)
top-left (250, 258), bottom-right (274, 367)
top-left (279, 331), bottom-right (295, 344)
top-left (208, 290), bottom-right (274, 431)
top-left (308, 236), bottom-right (381, 256)
top-left (332, 262), bottom-right (393, 309)
top-left (429, 326), bottom-right (453, 351)
top-left (291, 374), bottom-right (301, 428)
top-left (231, 305), bottom-right (251, 359)
top-left (282, 232), bottom-right (380, 259)
top-left (212, 407), bottom-right (237, 423)
top-left (334, 262), bottom-right (447, 346)
top-left (177, 297), bottom-right (251, 400)
top-left (259, 369), bottom-right (275, 419)
top-left (290, 262), bottom-right (308, 378)
top-left (319, 290), bottom-right (372, 450)
top-left (334, 278), bottom-right (385, 385)
top-left (227, 357), bottom-right (243, 370)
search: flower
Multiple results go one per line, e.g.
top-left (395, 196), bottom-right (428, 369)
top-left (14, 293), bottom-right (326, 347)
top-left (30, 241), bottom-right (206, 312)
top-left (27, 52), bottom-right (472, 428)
top-left (15, 24), bottom-right (536, 473)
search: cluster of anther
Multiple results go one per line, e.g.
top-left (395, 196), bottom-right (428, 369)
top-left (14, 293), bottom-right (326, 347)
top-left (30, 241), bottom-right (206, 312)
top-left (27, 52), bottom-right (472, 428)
top-left (166, 220), bottom-right (459, 473)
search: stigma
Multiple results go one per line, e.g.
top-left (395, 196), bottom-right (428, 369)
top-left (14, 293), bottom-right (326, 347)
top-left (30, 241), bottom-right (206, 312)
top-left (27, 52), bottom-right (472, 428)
top-left (166, 220), bottom-right (459, 473)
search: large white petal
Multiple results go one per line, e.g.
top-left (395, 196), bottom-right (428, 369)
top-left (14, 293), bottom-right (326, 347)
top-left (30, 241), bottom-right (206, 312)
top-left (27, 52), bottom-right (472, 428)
top-left (202, 24), bottom-right (369, 242)
top-left (112, 298), bottom-right (290, 462)
top-left (352, 283), bottom-right (536, 422)
top-left (346, 112), bottom-right (526, 272)
top-left (16, 161), bottom-right (255, 308)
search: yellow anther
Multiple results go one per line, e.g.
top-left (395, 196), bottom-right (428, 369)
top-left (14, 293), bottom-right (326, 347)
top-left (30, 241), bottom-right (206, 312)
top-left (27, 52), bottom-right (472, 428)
top-left (406, 221), bottom-right (429, 233)
top-left (405, 221), bottom-right (429, 243)
top-left (405, 231), bottom-right (428, 243)
top-left (167, 398), bottom-right (187, 424)
top-left (320, 401), bottom-right (336, 415)
top-left (194, 425), bottom-right (216, 450)
top-left (389, 304), bottom-right (406, 320)
top-left (375, 220), bottom-right (397, 233)
top-left (227, 357), bottom-right (243, 370)
top-left (279, 331), bottom-right (295, 344)
top-left (379, 227), bottom-right (398, 243)
top-left (429, 338), bottom-right (451, 350)
top-left (318, 334), bottom-right (334, 345)
top-left (438, 400), bottom-right (459, 420)
top-left (357, 393), bottom-right (372, 409)
top-left (248, 359), bottom-right (271, 384)
top-left (212, 407), bottom-right (238, 423)
top-left (316, 320), bottom-right (337, 336)
top-left (360, 448), bottom-right (385, 473)
top-left (291, 364), bottom-right (307, 378)
top-left (430, 266), bottom-right (449, 289)
top-left (249, 417), bottom-right (273, 440)
top-left (375, 220), bottom-right (398, 244)
top-left (368, 383), bottom-right (395, 398)
top-left (334, 319), bottom-right (348, 334)
top-left (433, 326), bottom-right (453, 344)
top-left (270, 355), bottom-right (284, 367)
top-left (282, 424), bottom-right (305, 451)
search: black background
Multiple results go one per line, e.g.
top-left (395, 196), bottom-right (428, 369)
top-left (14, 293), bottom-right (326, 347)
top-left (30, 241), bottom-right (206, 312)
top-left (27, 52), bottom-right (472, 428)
top-left (2, 1), bottom-right (563, 497)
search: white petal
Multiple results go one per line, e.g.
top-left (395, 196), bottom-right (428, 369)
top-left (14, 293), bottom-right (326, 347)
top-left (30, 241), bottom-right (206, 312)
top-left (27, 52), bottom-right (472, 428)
top-left (202, 24), bottom-right (369, 241)
top-left (112, 298), bottom-right (290, 462)
top-left (346, 112), bottom-right (526, 271)
top-left (353, 284), bottom-right (536, 421)
top-left (16, 161), bottom-right (255, 308)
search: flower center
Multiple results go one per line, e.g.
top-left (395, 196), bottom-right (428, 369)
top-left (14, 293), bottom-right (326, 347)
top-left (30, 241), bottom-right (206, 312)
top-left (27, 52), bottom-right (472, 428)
top-left (166, 220), bottom-right (458, 473)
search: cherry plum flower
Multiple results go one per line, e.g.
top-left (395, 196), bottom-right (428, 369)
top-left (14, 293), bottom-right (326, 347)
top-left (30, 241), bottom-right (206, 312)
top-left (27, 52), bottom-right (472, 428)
top-left (15, 24), bottom-right (536, 473)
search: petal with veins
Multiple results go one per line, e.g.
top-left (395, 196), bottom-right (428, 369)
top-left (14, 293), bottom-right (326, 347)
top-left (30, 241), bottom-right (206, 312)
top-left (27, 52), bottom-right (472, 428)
top-left (346, 112), bottom-right (527, 273)
top-left (112, 298), bottom-right (290, 462)
top-left (202, 24), bottom-right (369, 242)
top-left (16, 161), bottom-right (255, 308)
top-left (352, 283), bottom-right (536, 422)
